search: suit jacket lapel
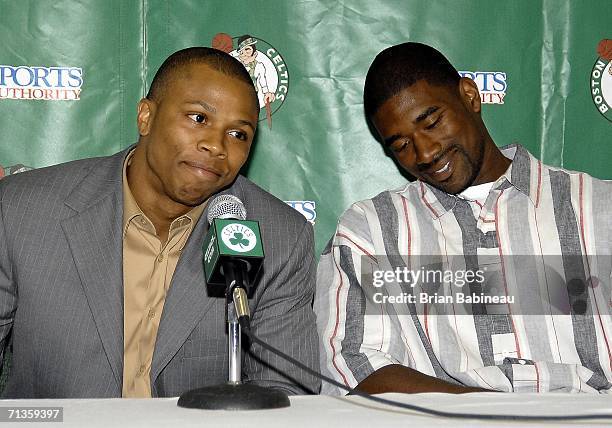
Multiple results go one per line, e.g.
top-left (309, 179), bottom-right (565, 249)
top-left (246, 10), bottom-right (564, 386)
top-left (60, 150), bottom-right (127, 389)
top-left (150, 214), bottom-right (212, 383)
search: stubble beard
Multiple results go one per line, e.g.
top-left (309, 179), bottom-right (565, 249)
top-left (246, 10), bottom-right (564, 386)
top-left (430, 139), bottom-right (486, 195)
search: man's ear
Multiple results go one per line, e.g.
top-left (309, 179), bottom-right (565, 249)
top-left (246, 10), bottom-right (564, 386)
top-left (458, 77), bottom-right (481, 113)
top-left (137, 98), bottom-right (156, 136)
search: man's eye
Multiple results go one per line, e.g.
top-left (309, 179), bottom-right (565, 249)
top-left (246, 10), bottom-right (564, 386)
top-left (391, 140), bottom-right (410, 153)
top-left (188, 113), bottom-right (207, 124)
top-left (424, 116), bottom-right (441, 130)
top-left (228, 130), bottom-right (248, 141)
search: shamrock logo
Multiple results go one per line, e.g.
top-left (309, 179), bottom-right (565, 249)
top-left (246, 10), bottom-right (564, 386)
top-left (229, 232), bottom-right (250, 249)
top-left (221, 223), bottom-right (257, 253)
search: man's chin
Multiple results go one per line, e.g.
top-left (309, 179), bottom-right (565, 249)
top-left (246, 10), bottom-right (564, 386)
top-left (422, 165), bottom-right (477, 195)
top-left (172, 190), bottom-right (215, 208)
top-left (425, 178), bottom-right (470, 195)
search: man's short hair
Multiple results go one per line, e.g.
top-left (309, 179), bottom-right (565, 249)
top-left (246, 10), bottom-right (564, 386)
top-left (146, 46), bottom-right (258, 108)
top-left (363, 42), bottom-right (460, 118)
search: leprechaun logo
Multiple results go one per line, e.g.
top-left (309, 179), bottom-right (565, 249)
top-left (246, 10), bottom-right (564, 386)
top-left (212, 33), bottom-right (289, 128)
top-left (591, 39), bottom-right (612, 122)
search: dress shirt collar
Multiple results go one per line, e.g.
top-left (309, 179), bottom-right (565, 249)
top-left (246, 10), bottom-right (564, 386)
top-left (397, 144), bottom-right (542, 219)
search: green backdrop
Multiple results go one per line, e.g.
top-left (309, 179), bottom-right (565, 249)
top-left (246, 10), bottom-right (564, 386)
top-left (1, 0), bottom-right (611, 256)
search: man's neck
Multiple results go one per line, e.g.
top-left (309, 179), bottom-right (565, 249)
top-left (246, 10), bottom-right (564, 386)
top-left (473, 140), bottom-right (512, 185)
top-left (126, 150), bottom-right (191, 244)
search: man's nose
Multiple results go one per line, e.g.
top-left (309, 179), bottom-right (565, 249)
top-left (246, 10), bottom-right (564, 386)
top-left (197, 130), bottom-right (227, 158)
top-left (414, 133), bottom-right (441, 168)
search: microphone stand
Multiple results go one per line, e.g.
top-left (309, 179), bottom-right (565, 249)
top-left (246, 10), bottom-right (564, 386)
top-left (177, 260), bottom-right (290, 410)
top-left (227, 299), bottom-right (242, 385)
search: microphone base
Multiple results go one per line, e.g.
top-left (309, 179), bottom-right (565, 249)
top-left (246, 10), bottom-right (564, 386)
top-left (177, 383), bottom-right (290, 410)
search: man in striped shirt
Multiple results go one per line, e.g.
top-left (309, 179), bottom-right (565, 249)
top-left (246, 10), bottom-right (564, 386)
top-left (315, 42), bottom-right (612, 394)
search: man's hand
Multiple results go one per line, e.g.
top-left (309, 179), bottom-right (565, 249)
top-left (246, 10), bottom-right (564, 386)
top-left (355, 364), bottom-right (492, 394)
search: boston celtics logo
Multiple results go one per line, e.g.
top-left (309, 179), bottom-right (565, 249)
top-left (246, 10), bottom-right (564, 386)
top-left (212, 33), bottom-right (289, 127)
top-left (591, 39), bottom-right (612, 122)
top-left (221, 223), bottom-right (257, 253)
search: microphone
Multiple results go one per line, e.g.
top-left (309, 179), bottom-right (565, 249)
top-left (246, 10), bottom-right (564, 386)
top-left (202, 195), bottom-right (264, 297)
top-left (178, 194), bottom-right (290, 410)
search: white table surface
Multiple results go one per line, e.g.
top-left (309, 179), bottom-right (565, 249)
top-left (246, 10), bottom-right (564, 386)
top-left (1, 392), bottom-right (611, 427)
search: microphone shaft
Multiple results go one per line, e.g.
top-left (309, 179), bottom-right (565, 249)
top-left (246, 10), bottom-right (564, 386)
top-left (227, 312), bottom-right (241, 384)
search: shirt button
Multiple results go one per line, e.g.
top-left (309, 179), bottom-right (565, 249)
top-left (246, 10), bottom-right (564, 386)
top-left (518, 359), bottom-right (526, 365)
top-left (139, 218), bottom-right (147, 226)
top-left (157, 254), bottom-right (164, 262)
top-left (148, 308), bottom-right (155, 319)
top-left (137, 365), bottom-right (146, 376)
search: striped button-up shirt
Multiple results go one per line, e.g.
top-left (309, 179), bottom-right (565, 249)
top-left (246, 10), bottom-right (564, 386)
top-left (315, 145), bottom-right (612, 394)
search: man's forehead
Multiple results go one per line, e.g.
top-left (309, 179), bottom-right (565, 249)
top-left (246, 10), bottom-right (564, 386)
top-left (157, 62), bottom-right (258, 114)
top-left (381, 80), bottom-right (458, 113)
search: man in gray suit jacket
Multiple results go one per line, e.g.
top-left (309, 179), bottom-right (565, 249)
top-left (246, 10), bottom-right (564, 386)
top-left (0, 47), bottom-right (319, 398)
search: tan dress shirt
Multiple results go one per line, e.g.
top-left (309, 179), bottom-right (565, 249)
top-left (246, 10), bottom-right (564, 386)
top-left (121, 151), bottom-right (205, 397)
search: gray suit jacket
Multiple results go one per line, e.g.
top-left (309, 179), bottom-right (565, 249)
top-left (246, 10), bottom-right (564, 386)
top-left (0, 149), bottom-right (320, 398)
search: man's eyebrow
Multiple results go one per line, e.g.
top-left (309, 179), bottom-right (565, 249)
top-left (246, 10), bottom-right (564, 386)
top-left (383, 134), bottom-right (401, 147)
top-left (414, 106), bottom-right (439, 123)
top-left (236, 119), bottom-right (256, 131)
top-left (185, 101), bottom-right (217, 113)
top-left (382, 106), bottom-right (441, 147)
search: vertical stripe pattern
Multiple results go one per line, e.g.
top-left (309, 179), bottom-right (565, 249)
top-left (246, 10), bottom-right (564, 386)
top-left (315, 145), bottom-right (612, 394)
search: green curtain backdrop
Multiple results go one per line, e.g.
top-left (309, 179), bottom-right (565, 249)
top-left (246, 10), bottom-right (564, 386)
top-left (1, 0), bottom-right (611, 255)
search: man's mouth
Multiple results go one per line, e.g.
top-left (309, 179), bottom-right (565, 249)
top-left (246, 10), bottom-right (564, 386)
top-left (424, 149), bottom-right (455, 182)
top-left (183, 161), bottom-right (223, 179)
top-left (434, 161), bottom-right (450, 175)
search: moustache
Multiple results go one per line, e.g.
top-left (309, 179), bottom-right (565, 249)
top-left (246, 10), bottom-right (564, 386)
top-left (416, 145), bottom-right (461, 172)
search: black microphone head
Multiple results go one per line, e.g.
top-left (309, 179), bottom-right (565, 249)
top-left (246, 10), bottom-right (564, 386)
top-left (207, 195), bottom-right (247, 224)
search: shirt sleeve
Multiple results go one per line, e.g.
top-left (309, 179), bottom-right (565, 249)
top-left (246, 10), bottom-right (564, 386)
top-left (451, 358), bottom-right (612, 393)
top-left (314, 203), bottom-right (411, 395)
